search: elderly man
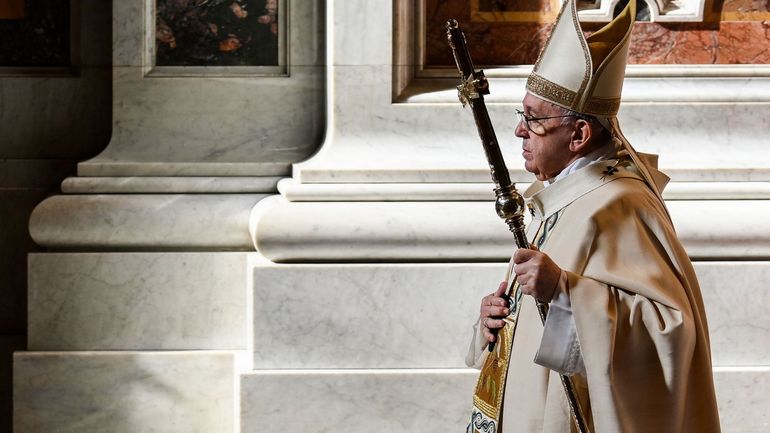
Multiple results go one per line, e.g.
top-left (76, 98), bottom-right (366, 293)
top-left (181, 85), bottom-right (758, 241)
top-left (465, 0), bottom-right (721, 432)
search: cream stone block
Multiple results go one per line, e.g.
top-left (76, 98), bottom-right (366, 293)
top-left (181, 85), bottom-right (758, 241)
top-left (251, 262), bottom-right (769, 368)
top-left (714, 368), bottom-right (770, 433)
top-left (252, 263), bottom-right (506, 368)
top-left (61, 176), bottom-right (281, 194)
top-left (277, 179), bottom-right (770, 202)
top-left (85, 1), bottom-right (324, 177)
top-left (698, 262), bottom-right (770, 366)
top-left (296, 1), bottom-right (770, 187)
top-left (297, 62), bottom-right (770, 184)
top-left (251, 199), bottom-right (515, 261)
top-left (28, 253), bottom-right (251, 350)
top-left (252, 199), bottom-right (770, 261)
top-left (240, 369), bottom-right (478, 433)
top-left (29, 194), bottom-right (266, 249)
top-left (14, 351), bottom-right (234, 433)
top-left (240, 368), bottom-right (768, 433)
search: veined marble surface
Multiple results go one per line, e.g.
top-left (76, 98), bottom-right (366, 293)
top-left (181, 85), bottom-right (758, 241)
top-left (252, 199), bottom-right (770, 261)
top-left (697, 262), bottom-right (770, 366)
top-left (296, 63), bottom-right (770, 183)
top-left (713, 367), bottom-right (770, 433)
top-left (287, 0), bottom-right (770, 184)
top-left (252, 263), bottom-right (503, 368)
top-left (62, 176), bottom-right (281, 194)
top-left (79, 0), bottom-right (324, 177)
top-left (240, 367), bottom-right (768, 433)
top-left (252, 199), bottom-right (514, 261)
top-left (240, 369), bottom-right (477, 433)
top-left (28, 252), bottom-right (251, 350)
top-left (249, 261), bottom-right (769, 368)
top-left (14, 351), bottom-right (235, 433)
top-left (277, 178), bottom-right (770, 202)
top-left (29, 194), bottom-right (267, 249)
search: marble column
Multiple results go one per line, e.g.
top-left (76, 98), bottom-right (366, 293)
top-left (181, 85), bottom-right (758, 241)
top-left (17, 1), bottom-right (324, 432)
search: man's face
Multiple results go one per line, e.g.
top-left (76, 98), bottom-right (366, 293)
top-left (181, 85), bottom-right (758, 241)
top-left (516, 93), bottom-right (576, 182)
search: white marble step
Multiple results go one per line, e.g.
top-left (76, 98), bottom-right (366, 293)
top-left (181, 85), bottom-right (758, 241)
top-left (13, 351), bottom-right (236, 433)
top-left (251, 261), bottom-right (770, 368)
top-left (28, 252), bottom-right (255, 350)
top-left (239, 367), bottom-right (770, 433)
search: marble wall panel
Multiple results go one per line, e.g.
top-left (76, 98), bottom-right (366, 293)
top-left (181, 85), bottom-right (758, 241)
top-left (28, 252), bottom-right (251, 350)
top-left (252, 263), bottom-right (506, 368)
top-left (251, 261), bottom-right (770, 368)
top-left (300, 59), bottom-right (770, 182)
top-left (253, 200), bottom-right (770, 261)
top-left (697, 262), bottom-right (770, 366)
top-left (14, 351), bottom-right (234, 433)
top-left (240, 368), bottom-right (769, 433)
top-left (240, 370), bottom-right (478, 433)
top-left (89, 0), bottom-right (323, 177)
top-left (713, 368), bottom-right (770, 433)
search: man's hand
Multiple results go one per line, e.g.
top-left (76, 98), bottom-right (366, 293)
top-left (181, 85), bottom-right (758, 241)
top-left (513, 247), bottom-right (561, 303)
top-left (480, 281), bottom-right (510, 343)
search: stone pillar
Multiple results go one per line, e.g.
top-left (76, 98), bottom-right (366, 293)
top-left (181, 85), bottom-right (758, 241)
top-left (16, 1), bottom-right (324, 432)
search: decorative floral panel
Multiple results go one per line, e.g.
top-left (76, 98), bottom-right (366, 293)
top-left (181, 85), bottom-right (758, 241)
top-left (155, 0), bottom-right (279, 66)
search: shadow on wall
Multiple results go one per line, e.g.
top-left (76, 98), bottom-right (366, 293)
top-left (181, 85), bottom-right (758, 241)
top-left (0, 1), bottom-right (113, 432)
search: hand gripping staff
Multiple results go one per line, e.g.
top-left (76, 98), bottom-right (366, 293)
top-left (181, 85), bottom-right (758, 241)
top-left (446, 20), bottom-right (589, 433)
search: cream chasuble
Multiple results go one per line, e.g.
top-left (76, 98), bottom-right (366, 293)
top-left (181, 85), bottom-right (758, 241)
top-left (467, 158), bottom-right (721, 433)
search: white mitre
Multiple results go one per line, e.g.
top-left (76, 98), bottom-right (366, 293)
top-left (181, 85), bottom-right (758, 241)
top-left (527, 0), bottom-right (635, 116)
top-left (527, 0), bottom-right (671, 205)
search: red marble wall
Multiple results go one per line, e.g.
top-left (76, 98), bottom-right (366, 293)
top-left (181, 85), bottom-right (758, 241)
top-left (0, 0), bottom-right (25, 19)
top-left (425, 0), bottom-right (770, 66)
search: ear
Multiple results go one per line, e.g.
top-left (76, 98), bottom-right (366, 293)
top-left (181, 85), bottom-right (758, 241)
top-left (568, 119), bottom-right (593, 154)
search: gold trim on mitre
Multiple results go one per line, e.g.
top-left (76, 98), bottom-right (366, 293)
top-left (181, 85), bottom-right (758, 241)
top-left (527, 0), bottom-right (636, 117)
top-left (526, 73), bottom-right (578, 109)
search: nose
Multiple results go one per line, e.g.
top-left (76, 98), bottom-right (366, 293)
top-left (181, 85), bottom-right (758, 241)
top-left (514, 119), bottom-right (529, 139)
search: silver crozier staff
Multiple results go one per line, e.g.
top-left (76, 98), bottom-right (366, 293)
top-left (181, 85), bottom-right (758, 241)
top-left (445, 20), bottom-right (590, 433)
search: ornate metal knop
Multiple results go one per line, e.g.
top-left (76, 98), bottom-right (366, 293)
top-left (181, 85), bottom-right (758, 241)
top-left (457, 72), bottom-right (489, 107)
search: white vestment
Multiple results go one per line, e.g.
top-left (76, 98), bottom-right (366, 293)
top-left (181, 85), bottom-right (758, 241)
top-left (467, 156), bottom-right (721, 433)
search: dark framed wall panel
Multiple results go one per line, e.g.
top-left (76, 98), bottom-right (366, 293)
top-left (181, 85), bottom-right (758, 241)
top-left (0, 0), bottom-right (71, 67)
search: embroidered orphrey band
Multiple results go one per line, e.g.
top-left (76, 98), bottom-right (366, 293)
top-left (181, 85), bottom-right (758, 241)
top-left (527, 73), bottom-right (621, 116)
top-left (584, 95), bottom-right (620, 116)
top-left (527, 73), bottom-right (577, 109)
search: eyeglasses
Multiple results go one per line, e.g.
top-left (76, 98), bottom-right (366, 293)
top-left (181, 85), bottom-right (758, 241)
top-left (515, 109), bottom-right (576, 135)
